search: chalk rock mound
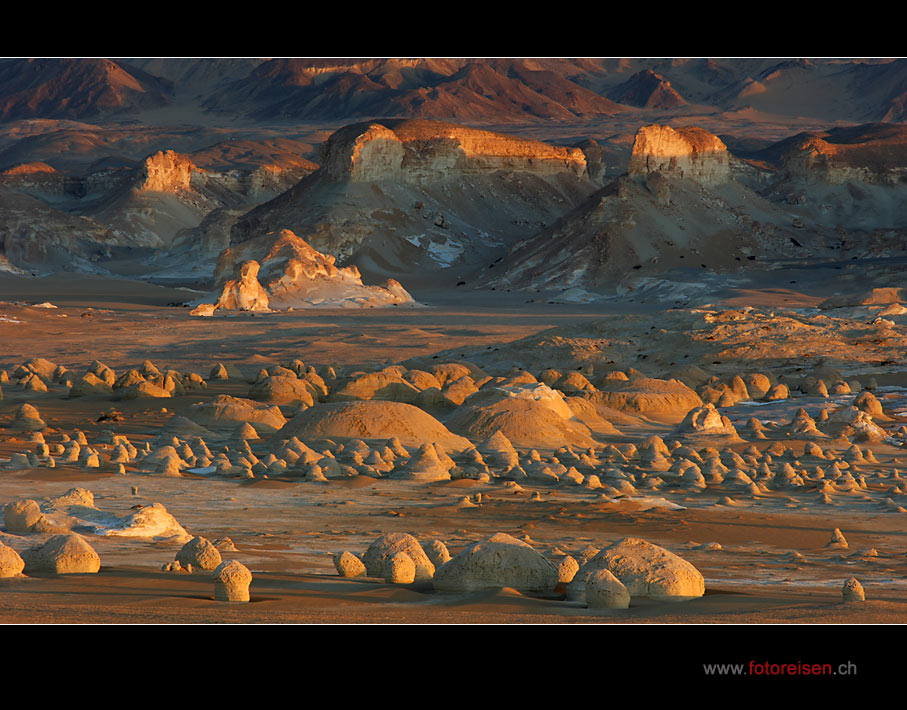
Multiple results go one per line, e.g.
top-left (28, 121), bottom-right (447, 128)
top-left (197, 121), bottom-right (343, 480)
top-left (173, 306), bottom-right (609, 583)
top-left (95, 502), bottom-right (190, 542)
top-left (673, 403), bottom-right (743, 442)
top-left (17, 357), bottom-right (58, 382)
top-left (854, 390), bottom-right (885, 418)
top-left (0, 540), bottom-right (25, 577)
top-left (4, 499), bottom-right (48, 533)
top-left (590, 377), bottom-right (703, 424)
top-left (214, 560), bottom-right (252, 602)
top-left (433, 532), bottom-right (559, 594)
top-left (205, 230), bottom-right (415, 310)
top-left (569, 537), bottom-right (704, 602)
top-left (393, 443), bottom-right (453, 482)
top-left (176, 536), bottom-right (223, 572)
top-left (362, 532), bottom-right (435, 581)
top-left (330, 369), bottom-right (422, 404)
top-left (10, 403), bottom-right (45, 431)
top-left (564, 396), bottom-right (622, 437)
top-left (842, 577), bottom-right (865, 603)
top-left (333, 551), bottom-right (366, 578)
top-left (248, 375), bottom-right (316, 407)
top-left (190, 395), bottom-right (287, 434)
top-left (823, 406), bottom-right (888, 442)
top-left (213, 260), bottom-right (271, 312)
top-left (278, 401), bottom-right (472, 453)
top-left (447, 384), bottom-right (600, 449)
top-left (23, 533), bottom-right (101, 574)
top-left (585, 568), bottom-right (631, 609)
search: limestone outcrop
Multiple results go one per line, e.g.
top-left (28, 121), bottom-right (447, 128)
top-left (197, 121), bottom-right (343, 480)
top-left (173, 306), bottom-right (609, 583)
top-left (278, 400), bottom-right (473, 454)
top-left (135, 150), bottom-right (196, 192)
top-left (0, 541), bottom-right (25, 577)
top-left (569, 537), bottom-right (705, 602)
top-left (213, 560), bottom-right (252, 601)
top-left (214, 260), bottom-right (271, 311)
top-left (227, 117), bottom-right (596, 277)
top-left (779, 125), bottom-right (907, 185)
top-left (628, 124), bottom-right (730, 186)
top-left (320, 119), bottom-right (587, 183)
top-left (432, 532), bottom-right (559, 594)
top-left (362, 533), bottom-right (435, 581)
top-left (190, 395), bottom-right (287, 434)
top-left (23, 533), bottom-right (101, 574)
top-left (201, 230), bottom-right (415, 311)
top-left (176, 536), bottom-right (223, 572)
top-left (673, 403), bottom-right (743, 442)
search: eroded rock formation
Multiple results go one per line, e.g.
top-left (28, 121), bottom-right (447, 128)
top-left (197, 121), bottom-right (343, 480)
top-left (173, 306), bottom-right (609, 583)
top-left (203, 230), bottom-right (414, 310)
top-left (628, 124), bottom-right (730, 186)
top-left (319, 119), bottom-right (588, 183)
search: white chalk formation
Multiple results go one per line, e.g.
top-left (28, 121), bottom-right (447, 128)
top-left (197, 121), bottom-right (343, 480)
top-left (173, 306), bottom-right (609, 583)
top-left (213, 560), bottom-right (253, 602)
top-left (432, 533), bottom-right (559, 594)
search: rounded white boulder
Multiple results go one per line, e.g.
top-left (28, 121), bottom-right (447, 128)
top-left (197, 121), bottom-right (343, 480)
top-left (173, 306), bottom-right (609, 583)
top-left (569, 537), bottom-right (704, 602)
top-left (432, 533), bottom-right (559, 594)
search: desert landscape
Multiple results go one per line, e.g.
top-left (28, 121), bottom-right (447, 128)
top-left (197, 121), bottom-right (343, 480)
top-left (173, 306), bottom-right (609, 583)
top-left (2, 58), bottom-right (907, 637)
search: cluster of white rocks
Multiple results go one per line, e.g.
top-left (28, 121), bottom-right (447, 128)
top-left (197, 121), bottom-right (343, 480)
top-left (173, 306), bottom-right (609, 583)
top-left (162, 535), bottom-right (252, 602)
top-left (333, 531), bottom-right (706, 610)
top-left (0, 486), bottom-right (251, 602)
top-left (0, 357), bottom-right (208, 402)
top-left (2, 355), bottom-right (902, 517)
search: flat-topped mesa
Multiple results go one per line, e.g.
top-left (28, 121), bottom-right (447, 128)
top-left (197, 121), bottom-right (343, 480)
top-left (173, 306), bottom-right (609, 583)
top-left (779, 125), bottom-right (907, 185)
top-left (628, 124), bottom-right (730, 186)
top-left (783, 137), bottom-right (853, 183)
top-left (134, 150), bottom-right (198, 192)
top-left (319, 119), bottom-right (588, 183)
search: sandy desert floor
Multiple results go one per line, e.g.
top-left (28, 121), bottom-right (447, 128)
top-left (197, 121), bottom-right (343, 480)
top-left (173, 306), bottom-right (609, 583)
top-left (2, 263), bottom-right (907, 628)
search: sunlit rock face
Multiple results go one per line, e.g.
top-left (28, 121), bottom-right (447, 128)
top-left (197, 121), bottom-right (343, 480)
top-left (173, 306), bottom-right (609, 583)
top-left (628, 124), bottom-right (730, 186)
top-left (779, 126), bottom-right (907, 185)
top-left (135, 150), bottom-right (196, 192)
top-left (319, 119), bottom-right (588, 184)
top-left (205, 230), bottom-right (414, 310)
top-left (214, 260), bottom-right (271, 311)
